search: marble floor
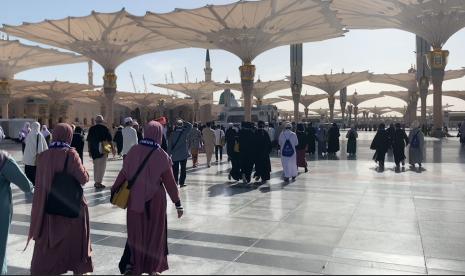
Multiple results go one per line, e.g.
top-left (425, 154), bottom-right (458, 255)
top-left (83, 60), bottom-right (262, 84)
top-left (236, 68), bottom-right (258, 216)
top-left (2, 132), bottom-right (465, 275)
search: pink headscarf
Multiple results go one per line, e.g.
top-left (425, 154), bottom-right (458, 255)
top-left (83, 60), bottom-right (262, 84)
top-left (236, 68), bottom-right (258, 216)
top-left (144, 120), bottom-right (163, 144)
top-left (52, 123), bottom-right (73, 144)
top-left (114, 120), bottom-right (171, 213)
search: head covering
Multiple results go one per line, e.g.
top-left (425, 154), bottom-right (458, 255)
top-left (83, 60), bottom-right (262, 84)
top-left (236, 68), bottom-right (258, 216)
top-left (155, 117), bottom-right (167, 125)
top-left (74, 126), bottom-right (83, 134)
top-left (176, 120), bottom-right (183, 127)
top-left (411, 120), bottom-right (420, 129)
top-left (30, 122), bottom-right (40, 134)
top-left (124, 117), bottom-right (133, 125)
top-left (285, 122), bottom-right (292, 129)
top-left (95, 115), bottom-right (104, 124)
top-left (41, 125), bottom-right (51, 137)
top-left (144, 120), bottom-right (163, 144)
top-left (395, 123), bottom-right (401, 128)
top-left (52, 123), bottom-right (73, 144)
top-left (22, 122), bottom-right (30, 132)
top-left (378, 123), bottom-right (386, 130)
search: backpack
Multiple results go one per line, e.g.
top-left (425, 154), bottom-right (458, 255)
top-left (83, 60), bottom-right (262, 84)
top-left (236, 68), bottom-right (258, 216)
top-left (281, 134), bottom-right (295, 157)
top-left (45, 151), bottom-right (83, 218)
top-left (411, 132), bottom-right (420, 149)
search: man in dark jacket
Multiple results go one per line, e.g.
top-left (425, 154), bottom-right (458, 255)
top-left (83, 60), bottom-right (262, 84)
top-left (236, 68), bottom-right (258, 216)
top-left (86, 115), bottom-right (114, 189)
top-left (327, 123), bottom-right (340, 156)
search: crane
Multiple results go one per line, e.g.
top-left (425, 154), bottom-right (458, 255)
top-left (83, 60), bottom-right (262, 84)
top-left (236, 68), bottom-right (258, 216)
top-left (142, 74), bottom-right (148, 93)
top-left (129, 72), bottom-right (138, 93)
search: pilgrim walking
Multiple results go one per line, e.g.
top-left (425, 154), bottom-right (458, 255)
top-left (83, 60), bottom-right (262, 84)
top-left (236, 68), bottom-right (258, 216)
top-left (253, 121), bottom-right (272, 184)
top-left (112, 121), bottom-right (183, 275)
top-left (0, 151), bottom-right (33, 275)
top-left (29, 123), bottom-right (93, 275)
top-left (279, 123), bottom-right (299, 182)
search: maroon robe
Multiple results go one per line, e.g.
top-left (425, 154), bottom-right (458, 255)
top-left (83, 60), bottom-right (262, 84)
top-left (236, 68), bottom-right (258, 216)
top-left (112, 121), bottom-right (181, 275)
top-left (29, 124), bottom-right (93, 275)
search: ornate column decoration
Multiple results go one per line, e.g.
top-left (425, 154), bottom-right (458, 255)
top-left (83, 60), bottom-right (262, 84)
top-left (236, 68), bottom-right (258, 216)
top-left (426, 48), bottom-right (448, 137)
top-left (240, 62), bottom-right (255, 122)
top-left (103, 69), bottom-right (117, 127)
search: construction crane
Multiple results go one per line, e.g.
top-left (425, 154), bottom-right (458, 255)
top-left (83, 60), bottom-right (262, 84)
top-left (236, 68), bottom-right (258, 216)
top-left (184, 67), bottom-right (190, 83)
top-left (164, 74), bottom-right (170, 96)
top-left (142, 74), bottom-right (148, 93)
top-left (129, 72), bottom-right (138, 93)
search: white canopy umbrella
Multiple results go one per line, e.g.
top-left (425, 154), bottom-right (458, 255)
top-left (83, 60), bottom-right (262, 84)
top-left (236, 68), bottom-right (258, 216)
top-left (153, 82), bottom-right (223, 121)
top-left (301, 71), bottom-right (370, 120)
top-left (133, 0), bottom-right (345, 121)
top-left (330, 0), bottom-right (465, 135)
top-left (0, 40), bottom-right (86, 118)
top-left (2, 9), bottom-right (188, 125)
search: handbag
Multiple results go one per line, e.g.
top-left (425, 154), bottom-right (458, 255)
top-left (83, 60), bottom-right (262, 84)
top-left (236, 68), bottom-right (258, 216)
top-left (45, 151), bottom-right (83, 218)
top-left (111, 148), bottom-right (155, 209)
top-left (99, 141), bottom-right (112, 154)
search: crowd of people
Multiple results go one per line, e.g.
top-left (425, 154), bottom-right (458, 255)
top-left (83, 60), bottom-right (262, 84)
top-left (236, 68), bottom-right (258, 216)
top-left (0, 116), bottom-right (464, 275)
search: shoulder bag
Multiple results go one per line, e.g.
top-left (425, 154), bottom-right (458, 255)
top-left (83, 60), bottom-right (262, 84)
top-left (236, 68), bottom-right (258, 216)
top-left (111, 148), bottom-right (155, 209)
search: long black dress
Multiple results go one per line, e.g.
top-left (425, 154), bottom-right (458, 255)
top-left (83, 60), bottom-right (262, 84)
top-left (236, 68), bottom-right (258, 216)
top-left (327, 126), bottom-right (340, 154)
top-left (306, 126), bottom-right (316, 154)
top-left (226, 127), bottom-right (241, 181)
top-left (371, 129), bottom-right (390, 165)
top-left (392, 128), bottom-right (409, 166)
top-left (346, 129), bottom-right (357, 155)
top-left (239, 125), bottom-right (256, 183)
top-left (253, 128), bottom-right (272, 181)
top-left (71, 133), bottom-right (85, 163)
top-left (113, 128), bottom-right (123, 155)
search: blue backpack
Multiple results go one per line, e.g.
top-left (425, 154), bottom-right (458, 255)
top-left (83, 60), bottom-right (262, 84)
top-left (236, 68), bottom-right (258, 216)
top-left (281, 135), bottom-right (295, 157)
top-left (411, 132), bottom-right (420, 148)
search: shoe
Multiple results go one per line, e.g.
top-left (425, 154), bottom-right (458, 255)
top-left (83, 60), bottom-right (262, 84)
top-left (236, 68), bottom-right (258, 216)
top-left (304, 167), bottom-right (308, 173)
top-left (180, 184), bottom-right (186, 188)
top-left (94, 183), bottom-right (105, 189)
top-left (292, 177), bottom-right (296, 181)
top-left (255, 176), bottom-right (261, 182)
top-left (228, 174), bottom-right (232, 181)
top-left (284, 177), bottom-right (290, 182)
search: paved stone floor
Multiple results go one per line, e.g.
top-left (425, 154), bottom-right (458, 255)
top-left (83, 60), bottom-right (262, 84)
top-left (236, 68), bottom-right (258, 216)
top-left (2, 131), bottom-right (465, 275)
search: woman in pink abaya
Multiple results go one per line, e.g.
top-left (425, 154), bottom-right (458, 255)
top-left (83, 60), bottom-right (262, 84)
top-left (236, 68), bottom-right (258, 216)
top-left (112, 120), bottom-right (183, 275)
top-left (29, 123), bottom-right (93, 275)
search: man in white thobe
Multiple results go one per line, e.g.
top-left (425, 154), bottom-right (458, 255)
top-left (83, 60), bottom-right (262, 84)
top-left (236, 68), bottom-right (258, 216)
top-left (279, 123), bottom-right (299, 182)
top-left (121, 117), bottom-right (138, 157)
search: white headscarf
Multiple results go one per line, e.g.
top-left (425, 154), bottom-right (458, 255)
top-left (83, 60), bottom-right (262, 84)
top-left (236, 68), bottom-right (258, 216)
top-left (41, 125), bottom-right (51, 138)
top-left (23, 122), bottom-right (48, 166)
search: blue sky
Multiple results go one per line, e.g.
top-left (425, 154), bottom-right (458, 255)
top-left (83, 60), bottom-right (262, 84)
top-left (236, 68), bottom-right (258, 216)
top-left (3, 0), bottom-right (465, 113)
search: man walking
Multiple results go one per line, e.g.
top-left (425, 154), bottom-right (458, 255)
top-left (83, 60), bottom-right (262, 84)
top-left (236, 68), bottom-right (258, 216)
top-left (87, 115), bottom-right (115, 189)
top-left (214, 125), bottom-right (225, 163)
top-left (168, 119), bottom-right (192, 187)
top-left (188, 123), bottom-right (202, 168)
top-left (202, 122), bottom-right (216, 168)
top-left (121, 117), bottom-right (138, 158)
top-left (279, 122), bottom-right (299, 182)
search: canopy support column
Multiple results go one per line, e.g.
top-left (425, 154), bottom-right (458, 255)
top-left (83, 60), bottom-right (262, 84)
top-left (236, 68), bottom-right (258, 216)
top-left (328, 94), bottom-right (336, 121)
top-left (290, 44), bottom-right (303, 123)
top-left (426, 49), bottom-right (448, 137)
top-left (304, 107), bottom-right (309, 119)
top-left (0, 80), bottom-right (11, 119)
top-left (340, 87), bottom-right (347, 124)
top-left (103, 70), bottom-right (117, 127)
top-left (240, 63), bottom-right (255, 122)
